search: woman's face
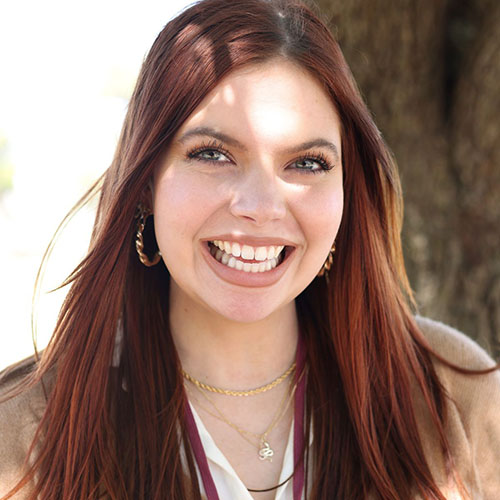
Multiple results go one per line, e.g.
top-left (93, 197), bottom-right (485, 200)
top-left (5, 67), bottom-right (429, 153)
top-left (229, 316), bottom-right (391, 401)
top-left (153, 59), bottom-right (343, 323)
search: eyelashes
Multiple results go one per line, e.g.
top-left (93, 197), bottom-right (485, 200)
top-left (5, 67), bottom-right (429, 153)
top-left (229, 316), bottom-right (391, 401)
top-left (186, 140), bottom-right (233, 164)
top-left (185, 140), bottom-right (334, 175)
top-left (292, 152), bottom-right (333, 174)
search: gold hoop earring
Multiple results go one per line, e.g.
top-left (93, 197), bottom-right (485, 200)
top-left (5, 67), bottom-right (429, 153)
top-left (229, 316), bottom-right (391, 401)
top-left (317, 243), bottom-right (336, 277)
top-left (135, 204), bottom-right (161, 267)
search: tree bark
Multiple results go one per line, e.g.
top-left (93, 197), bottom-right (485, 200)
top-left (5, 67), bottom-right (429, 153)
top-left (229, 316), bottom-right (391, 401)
top-left (450, 4), bottom-right (500, 354)
top-left (315, 0), bottom-right (500, 357)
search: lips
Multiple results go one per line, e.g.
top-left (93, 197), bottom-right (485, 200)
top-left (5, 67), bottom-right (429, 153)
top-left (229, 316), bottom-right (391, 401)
top-left (201, 238), bottom-right (295, 287)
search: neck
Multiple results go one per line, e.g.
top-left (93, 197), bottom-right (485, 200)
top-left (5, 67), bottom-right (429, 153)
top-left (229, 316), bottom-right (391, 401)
top-left (169, 285), bottom-right (299, 391)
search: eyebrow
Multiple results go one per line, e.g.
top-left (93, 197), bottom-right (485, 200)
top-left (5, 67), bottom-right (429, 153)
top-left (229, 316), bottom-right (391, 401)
top-left (283, 139), bottom-right (340, 163)
top-left (177, 127), bottom-right (248, 151)
top-left (177, 126), bottom-right (340, 162)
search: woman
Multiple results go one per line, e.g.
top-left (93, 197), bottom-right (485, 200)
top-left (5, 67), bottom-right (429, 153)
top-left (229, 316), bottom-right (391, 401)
top-left (1, 0), bottom-right (499, 498)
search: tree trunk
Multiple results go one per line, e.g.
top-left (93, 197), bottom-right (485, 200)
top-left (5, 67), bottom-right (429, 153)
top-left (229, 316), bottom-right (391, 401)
top-left (315, 0), bottom-right (500, 357)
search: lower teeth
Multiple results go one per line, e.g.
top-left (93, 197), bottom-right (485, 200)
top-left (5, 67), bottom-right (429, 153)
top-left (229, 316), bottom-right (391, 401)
top-left (209, 245), bottom-right (284, 273)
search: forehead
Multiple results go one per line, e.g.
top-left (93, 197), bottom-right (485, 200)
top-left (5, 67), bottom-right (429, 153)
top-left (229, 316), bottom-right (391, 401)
top-left (176, 59), bottom-right (342, 150)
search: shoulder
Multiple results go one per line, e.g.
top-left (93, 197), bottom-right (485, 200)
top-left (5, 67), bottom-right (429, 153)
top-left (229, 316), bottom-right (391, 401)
top-left (415, 316), bottom-right (500, 499)
top-left (416, 316), bottom-right (497, 371)
top-left (415, 316), bottom-right (500, 406)
top-left (0, 357), bottom-right (48, 497)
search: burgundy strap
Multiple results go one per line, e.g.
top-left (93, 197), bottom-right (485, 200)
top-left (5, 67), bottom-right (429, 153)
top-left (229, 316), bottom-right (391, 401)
top-left (184, 333), bottom-right (307, 500)
top-left (185, 400), bottom-right (221, 500)
top-left (293, 333), bottom-right (307, 499)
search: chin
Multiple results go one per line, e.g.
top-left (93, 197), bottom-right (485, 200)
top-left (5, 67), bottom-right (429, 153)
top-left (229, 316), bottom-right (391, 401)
top-left (204, 296), bottom-right (292, 324)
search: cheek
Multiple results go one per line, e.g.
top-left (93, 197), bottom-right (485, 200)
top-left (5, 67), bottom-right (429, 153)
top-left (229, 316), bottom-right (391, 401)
top-left (155, 173), bottom-right (200, 217)
top-left (153, 170), bottom-right (223, 252)
top-left (298, 185), bottom-right (344, 245)
top-left (153, 175), bottom-right (194, 252)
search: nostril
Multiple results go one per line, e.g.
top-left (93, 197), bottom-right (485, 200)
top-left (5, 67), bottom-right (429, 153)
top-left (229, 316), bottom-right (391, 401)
top-left (229, 184), bottom-right (286, 224)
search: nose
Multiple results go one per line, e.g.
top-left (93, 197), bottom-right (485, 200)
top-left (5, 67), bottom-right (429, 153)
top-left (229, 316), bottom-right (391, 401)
top-left (229, 167), bottom-right (287, 225)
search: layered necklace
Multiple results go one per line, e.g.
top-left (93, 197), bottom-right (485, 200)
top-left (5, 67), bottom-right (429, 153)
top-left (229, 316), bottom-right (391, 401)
top-left (184, 360), bottom-right (298, 462)
top-left (186, 366), bottom-right (299, 463)
top-left (183, 335), bottom-right (307, 500)
top-left (183, 361), bottom-right (296, 396)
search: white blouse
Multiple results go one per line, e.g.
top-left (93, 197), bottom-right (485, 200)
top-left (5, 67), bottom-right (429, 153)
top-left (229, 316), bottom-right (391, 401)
top-left (189, 402), bottom-right (311, 500)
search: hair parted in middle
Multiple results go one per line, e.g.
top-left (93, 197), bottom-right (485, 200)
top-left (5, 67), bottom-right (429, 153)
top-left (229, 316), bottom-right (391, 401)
top-left (8, 1), bottom-right (469, 499)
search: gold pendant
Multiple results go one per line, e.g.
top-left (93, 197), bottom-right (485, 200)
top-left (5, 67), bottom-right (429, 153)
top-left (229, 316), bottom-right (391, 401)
top-left (258, 440), bottom-right (274, 462)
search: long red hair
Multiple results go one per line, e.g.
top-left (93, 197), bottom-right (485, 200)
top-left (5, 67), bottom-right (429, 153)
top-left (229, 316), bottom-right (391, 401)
top-left (2, 0), bottom-right (495, 498)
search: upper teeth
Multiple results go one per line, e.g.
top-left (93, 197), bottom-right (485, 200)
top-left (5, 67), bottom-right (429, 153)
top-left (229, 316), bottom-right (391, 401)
top-left (212, 240), bottom-right (285, 261)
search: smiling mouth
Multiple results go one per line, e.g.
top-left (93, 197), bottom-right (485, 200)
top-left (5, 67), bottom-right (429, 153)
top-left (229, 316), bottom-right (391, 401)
top-left (207, 240), bottom-right (289, 273)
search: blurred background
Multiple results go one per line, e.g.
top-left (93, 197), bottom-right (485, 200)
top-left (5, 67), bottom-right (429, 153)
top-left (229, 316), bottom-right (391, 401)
top-left (0, 0), bottom-right (193, 369)
top-left (315, 0), bottom-right (500, 358)
top-left (1, 0), bottom-right (499, 370)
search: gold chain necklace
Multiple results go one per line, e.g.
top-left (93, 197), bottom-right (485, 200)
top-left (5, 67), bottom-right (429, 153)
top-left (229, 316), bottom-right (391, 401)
top-left (182, 361), bottom-right (296, 397)
top-left (186, 377), bottom-right (296, 462)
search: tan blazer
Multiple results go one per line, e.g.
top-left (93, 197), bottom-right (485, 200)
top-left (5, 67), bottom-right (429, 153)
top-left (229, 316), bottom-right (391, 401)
top-left (1, 317), bottom-right (499, 498)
